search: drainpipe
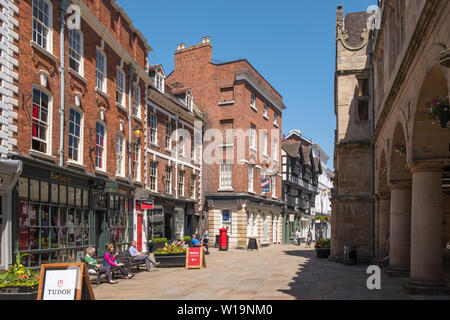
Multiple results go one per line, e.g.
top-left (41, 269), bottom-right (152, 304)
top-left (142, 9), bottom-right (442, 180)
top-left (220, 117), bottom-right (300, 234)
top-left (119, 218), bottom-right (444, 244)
top-left (369, 32), bottom-right (376, 263)
top-left (58, 1), bottom-right (69, 167)
top-left (128, 64), bottom-right (135, 185)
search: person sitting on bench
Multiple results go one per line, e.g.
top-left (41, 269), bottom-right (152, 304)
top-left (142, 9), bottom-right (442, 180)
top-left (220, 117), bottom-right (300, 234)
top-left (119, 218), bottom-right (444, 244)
top-left (128, 240), bottom-right (160, 272)
top-left (191, 234), bottom-right (201, 247)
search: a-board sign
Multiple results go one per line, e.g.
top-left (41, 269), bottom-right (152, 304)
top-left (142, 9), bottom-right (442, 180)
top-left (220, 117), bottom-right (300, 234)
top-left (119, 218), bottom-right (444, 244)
top-left (37, 263), bottom-right (95, 300)
top-left (186, 247), bottom-right (206, 269)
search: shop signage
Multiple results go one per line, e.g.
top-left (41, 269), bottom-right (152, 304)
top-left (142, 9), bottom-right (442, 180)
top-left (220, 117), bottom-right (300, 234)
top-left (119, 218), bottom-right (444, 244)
top-left (37, 263), bottom-right (95, 300)
top-left (186, 247), bottom-right (206, 269)
top-left (49, 171), bottom-right (72, 184)
top-left (93, 191), bottom-right (107, 210)
top-left (261, 178), bottom-right (271, 193)
top-left (104, 182), bottom-right (118, 193)
top-left (289, 214), bottom-right (295, 222)
top-left (136, 200), bottom-right (154, 210)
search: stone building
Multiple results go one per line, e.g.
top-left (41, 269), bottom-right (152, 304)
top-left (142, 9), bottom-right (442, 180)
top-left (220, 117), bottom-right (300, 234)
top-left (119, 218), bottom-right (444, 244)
top-left (0, 0), bottom-right (161, 269)
top-left (334, 1), bottom-right (450, 294)
top-left (167, 38), bottom-right (286, 249)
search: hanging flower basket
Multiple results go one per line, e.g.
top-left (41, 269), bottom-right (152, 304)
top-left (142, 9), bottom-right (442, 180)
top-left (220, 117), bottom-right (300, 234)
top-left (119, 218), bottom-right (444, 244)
top-left (393, 144), bottom-right (407, 157)
top-left (424, 97), bottom-right (450, 128)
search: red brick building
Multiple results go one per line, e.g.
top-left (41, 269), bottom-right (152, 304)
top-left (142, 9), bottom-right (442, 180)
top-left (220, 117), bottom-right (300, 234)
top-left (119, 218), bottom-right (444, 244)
top-left (167, 37), bottom-right (286, 249)
top-left (0, 0), bottom-right (160, 268)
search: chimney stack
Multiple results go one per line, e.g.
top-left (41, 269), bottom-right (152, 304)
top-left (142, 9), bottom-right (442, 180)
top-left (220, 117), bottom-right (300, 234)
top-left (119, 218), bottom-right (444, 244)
top-left (177, 43), bottom-right (186, 51)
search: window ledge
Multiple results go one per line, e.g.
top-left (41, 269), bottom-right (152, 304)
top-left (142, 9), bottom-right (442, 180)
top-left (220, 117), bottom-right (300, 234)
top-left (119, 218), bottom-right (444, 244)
top-left (263, 115), bottom-right (269, 120)
top-left (133, 180), bottom-right (144, 187)
top-left (29, 149), bottom-right (56, 162)
top-left (30, 41), bottom-right (57, 63)
top-left (95, 169), bottom-right (109, 177)
top-left (263, 153), bottom-right (269, 158)
top-left (116, 102), bottom-right (128, 113)
top-left (133, 115), bottom-right (143, 123)
top-left (150, 143), bottom-right (160, 149)
top-left (67, 160), bottom-right (86, 170)
top-left (68, 68), bottom-right (87, 83)
top-left (248, 191), bottom-right (256, 195)
top-left (115, 175), bottom-right (129, 183)
top-left (218, 187), bottom-right (234, 192)
top-left (273, 123), bottom-right (279, 128)
top-left (250, 105), bottom-right (258, 112)
top-left (218, 100), bottom-right (235, 106)
top-left (95, 88), bottom-right (109, 100)
top-left (250, 147), bottom-right (258, 153)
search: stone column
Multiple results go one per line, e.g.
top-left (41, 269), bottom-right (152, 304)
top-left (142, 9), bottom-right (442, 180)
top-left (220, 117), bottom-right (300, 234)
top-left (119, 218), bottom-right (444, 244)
top-left (404, 162), bottom-right (449, 294)
top-left (378, 192), bottom-right (391, 259)
top-left (388, 181), bottom-right (412, 275)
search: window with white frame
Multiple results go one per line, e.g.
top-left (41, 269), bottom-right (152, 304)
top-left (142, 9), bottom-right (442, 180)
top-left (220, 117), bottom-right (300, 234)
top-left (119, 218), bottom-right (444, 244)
top-left (165, 121), bottom-right (172, 149)
top-left (165, 165), bottom-right (172, 194)
top-left (272, 139), bottom-right (279, 162)
top-left (262, 130), bottom-right (268, 156)
top-left (68, 107), bottom-right (82, 162)
top-left (220, 162), bottom-right (233, 189)
top-left (250, 124), bottom-right (257, 151)
top-left (149, 161), bottom-right (157, 192)
top-left (32, 0), bottom-right (52, 51)
top-left (273, 112), bottom-right (278, 126)
top-left (31, 88), bottom-right (51, 154)
top-left (68, 29), bottom-right (83, 75)
top-left (149, 113), bottom-right (157, 145)
top-left (133, 83), bottom-right (141, 118)
top-left (272, 175), bottom-right (276, 198)
top-left (248, 164), bottom-right (254, 193)
top-left (178, 170), bottom-right (185, 197)
top-left (155, 73), bottom-right (164, 93)
top-left (250, 93), bottom-right (256, 110)
top-left (178, 135), bottom-right (185, 157)
top-left (133, 146), bottom-right (141, 181)
top-left (263, 104), bottom-right (268, 118)
top-left (96, 48), bottom-right (107, 92)
top-left (190, 174), bottom-right (196, 200)
top-left (116, 68), bottom-right (125, 106)
top-left (115, 133), bottom-right (125, 177)
top-left (186, 92), bottom-right (193, 112)
top-left (95, 122), bottom-right (106, 170)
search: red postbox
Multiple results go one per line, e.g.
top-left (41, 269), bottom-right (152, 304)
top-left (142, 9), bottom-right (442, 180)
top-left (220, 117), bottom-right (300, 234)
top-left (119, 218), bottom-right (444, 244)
top-left (219, 226), bottom-right (229, 251)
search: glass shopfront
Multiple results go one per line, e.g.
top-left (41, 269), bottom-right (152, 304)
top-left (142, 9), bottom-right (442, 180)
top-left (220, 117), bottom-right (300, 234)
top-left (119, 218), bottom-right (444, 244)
top-left (15, 177), bottom-right (91, 268)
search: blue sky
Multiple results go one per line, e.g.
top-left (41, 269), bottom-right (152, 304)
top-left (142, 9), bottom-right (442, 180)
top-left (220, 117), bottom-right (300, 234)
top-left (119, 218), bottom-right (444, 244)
top-left (118, 0), bottom-right (375, 169)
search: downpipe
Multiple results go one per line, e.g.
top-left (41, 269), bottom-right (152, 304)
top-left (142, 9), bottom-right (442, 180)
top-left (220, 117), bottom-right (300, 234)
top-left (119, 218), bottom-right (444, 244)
top-left (58, 1), bottom-right (69, 167)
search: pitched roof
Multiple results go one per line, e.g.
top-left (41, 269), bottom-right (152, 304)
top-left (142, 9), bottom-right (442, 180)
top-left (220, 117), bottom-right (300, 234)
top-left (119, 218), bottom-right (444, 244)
top-left (282, 142), bottom-right (301, 158)
top-left (301, 145), bottom-right (312, 165)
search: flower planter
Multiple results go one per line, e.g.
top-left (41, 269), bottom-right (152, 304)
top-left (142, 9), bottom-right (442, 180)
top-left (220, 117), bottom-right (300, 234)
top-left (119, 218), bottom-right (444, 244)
top-left (154, 253), bottom-right (186, 268)
top-left (439, 109), bottom-right (450, 128)
top-left (0, 285), bottom-right (39, 300)
top-left (316, 248), bottom-right (331, 259)
top-left (149, 242), bottom-right (166, 253)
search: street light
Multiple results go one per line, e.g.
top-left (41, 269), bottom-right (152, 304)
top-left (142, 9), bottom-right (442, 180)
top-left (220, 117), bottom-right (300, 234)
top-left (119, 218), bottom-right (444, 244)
top-left (128, 123), bottom-right (143, 153)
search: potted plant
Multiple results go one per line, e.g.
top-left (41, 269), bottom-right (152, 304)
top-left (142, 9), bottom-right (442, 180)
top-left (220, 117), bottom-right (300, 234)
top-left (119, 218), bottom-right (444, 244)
top-left (424, 97), bottom-right (450, 128)
top-left (0, 253), bottom-right (40, 300)
top-left (149, 238), bottom-right (168, 253)
top-left (154, 243), bottom-right (187, 267)
top-left (315, 239), bottom-right (331, 259)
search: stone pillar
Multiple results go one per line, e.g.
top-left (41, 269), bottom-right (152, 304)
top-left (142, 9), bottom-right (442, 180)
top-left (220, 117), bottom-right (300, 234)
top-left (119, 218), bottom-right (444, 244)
top-left (404, 162), bottom-right (449, 294)
top-left (378, 192), bottom-right (391, 259)
top-left (388, 181), bottom-right (411, 275)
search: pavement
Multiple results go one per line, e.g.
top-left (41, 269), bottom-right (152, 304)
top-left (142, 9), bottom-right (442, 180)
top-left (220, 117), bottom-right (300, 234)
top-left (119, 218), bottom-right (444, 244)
top-left (92, 245), bottom-right (450, 300)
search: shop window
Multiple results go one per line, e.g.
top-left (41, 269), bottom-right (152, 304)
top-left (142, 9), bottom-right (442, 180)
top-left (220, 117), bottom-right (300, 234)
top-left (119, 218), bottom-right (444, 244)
top-left (16, 177), bottom-right (90, 269)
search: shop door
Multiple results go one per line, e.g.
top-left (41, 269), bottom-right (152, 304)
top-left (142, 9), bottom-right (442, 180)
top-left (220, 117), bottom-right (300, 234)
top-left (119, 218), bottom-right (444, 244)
top-left (95, 211), bottom-right (107, 256)
top-left (164, 212), bottom-right (173, 240)
top-left (137, 214), bottom-right (143, 252)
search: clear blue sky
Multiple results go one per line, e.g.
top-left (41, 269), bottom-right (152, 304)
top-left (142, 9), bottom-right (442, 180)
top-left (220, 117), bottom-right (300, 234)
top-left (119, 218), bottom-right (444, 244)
top-left (118, 0), bottom-right (375, 170)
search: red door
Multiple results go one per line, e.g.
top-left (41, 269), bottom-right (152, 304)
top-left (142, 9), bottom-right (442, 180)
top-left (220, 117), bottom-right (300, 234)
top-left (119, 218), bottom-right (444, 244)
top-left (137, 214), bottom-right (143, 252)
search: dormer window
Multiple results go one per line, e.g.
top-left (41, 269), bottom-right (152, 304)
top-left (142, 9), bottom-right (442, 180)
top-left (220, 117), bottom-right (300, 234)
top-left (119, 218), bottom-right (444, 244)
top-left (155, 72), bottom-right (164, 93)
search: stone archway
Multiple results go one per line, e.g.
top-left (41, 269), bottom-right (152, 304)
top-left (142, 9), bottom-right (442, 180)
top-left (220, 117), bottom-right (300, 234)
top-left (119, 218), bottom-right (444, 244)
top-left (387, 122), bottom-right (412, 275)
top-left (405, 64), bottom-right (450, 292)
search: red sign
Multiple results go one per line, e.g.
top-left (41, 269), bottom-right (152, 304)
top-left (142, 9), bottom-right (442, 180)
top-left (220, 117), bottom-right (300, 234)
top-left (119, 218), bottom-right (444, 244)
top-left (186, 247), bottom-right (206, 269)
top-left (136, 201), bottom-right (154, 211)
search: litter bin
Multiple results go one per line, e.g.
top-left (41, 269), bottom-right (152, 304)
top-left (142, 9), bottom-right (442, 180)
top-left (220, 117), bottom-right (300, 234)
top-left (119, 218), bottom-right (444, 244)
top-left (219, 227), bottom-right (229, 251)
top-left (344, 245), bottom-right (357, 265)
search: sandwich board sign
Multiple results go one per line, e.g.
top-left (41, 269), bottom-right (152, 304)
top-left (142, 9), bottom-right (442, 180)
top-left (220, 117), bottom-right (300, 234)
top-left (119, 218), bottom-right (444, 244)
top-left (37, 263), bottom-right (95, 300)
top-left (186, 247), bottom-right (206, 269)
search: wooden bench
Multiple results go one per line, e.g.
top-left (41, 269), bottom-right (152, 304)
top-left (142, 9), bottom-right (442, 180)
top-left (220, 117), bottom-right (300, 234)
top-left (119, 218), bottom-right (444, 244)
top-left (117, 251), bottom-right (148, 272)
top-left (80, 256), bottom-right (121, 285)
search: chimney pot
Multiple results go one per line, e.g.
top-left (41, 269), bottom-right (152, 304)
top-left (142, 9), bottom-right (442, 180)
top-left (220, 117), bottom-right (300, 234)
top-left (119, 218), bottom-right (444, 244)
top-left (181, 43), bottom-right (185, 49)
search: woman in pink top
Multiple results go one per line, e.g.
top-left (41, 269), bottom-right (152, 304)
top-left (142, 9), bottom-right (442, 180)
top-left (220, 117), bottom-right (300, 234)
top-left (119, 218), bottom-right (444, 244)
top-left (103, 243), bottom-right (135, 279)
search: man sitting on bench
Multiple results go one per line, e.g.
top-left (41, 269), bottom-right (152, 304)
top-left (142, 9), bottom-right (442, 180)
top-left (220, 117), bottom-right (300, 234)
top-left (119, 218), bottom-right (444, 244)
top-left (129, 240), bottom-right (160, 272)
